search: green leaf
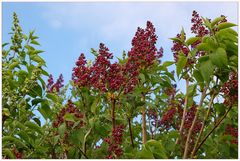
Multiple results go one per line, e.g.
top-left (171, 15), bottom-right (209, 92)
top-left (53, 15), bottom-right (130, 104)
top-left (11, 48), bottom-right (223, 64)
top-left (39, 77), bottom-right (46, 90)
top-left (2, 136), bottom-right (27, 149)
top-left (25, 44), bottom-right (35, 51)
top-left (136, 101), bottom-right (145, 107)
top-left (3, 148), bottom-right (16, 159)
top-left (91, 48), bottom-right (98, 56)
top-left (25, 121), bottom-right (43, 134)
top-left (64, 113), bottom-right (75, 122)
top-left (67, 147), bottom-right (78, 159)
top-left (14, 121), bottom-right (26, 130)
top-left (94, 119), bottom-right (109, 137)
top-left (46, 93), bottom-right (58, 102)
top-left (193, 69), bottom-right (204, 83)
top-left (91, 97), bottom-right (99, 114)
top-left (198, 55), bottom-right (209, 63)
top-left (145, 140), bottom-right (168, 159)
top-left (31, 40), bottom-right (40, 45)
top-left (30, 55), bottom-right (45, 65)
top-left (22, 34), bottom-right (28, 40)
top-left (41, 69), bottom-right (49, 76)
top-left (3, 108), bottom-right (10, 116)
top-left (163, 71), bottom-right (175, 81)
top-left (197, 43), bottom-right (210, 52)
top-left (53, 135), bottom-right (60, 145)
top-left (29, 83), bottom-right (42, 97)
top-left (29, 30), bottom-right (35, 39)
top-left (58, 124), bottom-right (66, 137)
top-left (31, 35), bottom-right (39, 40)
top-left (72, 120), bottom-right (81, 129)
top-left (89, 118), bottom-right (95, 128)
top-left (16, 70), bottom-right (28, 84)
top-left (33, 117), bottom-right (41, 126)
top-left (32, 98), bottom-right (44, 106)
top-left (199, 59), bottom-right (214, 83)
top-left (170, 37), bottom-right (182, 43)
top-left (217, 22), bottom-right (237, 30)
top-left (187, 84), bottom-right (197, 97)
top-left (176, 53), bottom-right (187, 78)
top-left (229, 55), bottom-right (238, 66)
top-left (202, 17), bottom-right (211, 29)
top-left (180, 27), bottom-right (185, 42)
top-left (186, 37), bottom-right (201, 46)
top-left (9, 61), bottom-right (20, 70)
top-left (209, 47), bottom-right (228, 68)
top-left (211, 16), bottom-right (226, 27)
top-left (28, 50), bottom-right (44, 55)
top-left (38, 102), bottom-right (52, 120)
top-left (2, 43), bottom-right (9, 48)
top-left (162, 61), bottom-right (174, 67)
top-left (202, 37), bottom-right (218, 51)
top-left (68, 129), bottom-right (84, 146)
top-left (202, 35), bottom-right (210, 43)
top-left (220, 28), bottom-right (238, 36)
top-left (193, 69), bottom-right (204, 91)
top-left (17, 131), bottom-right (30, 144)
top-left (139, 73), bottom-right (146, 83)
top-left (168, 130), bottom-right (180, 139)
top-left (137, 145), bottom-right (154, 159)
top-left (214, 103), bottom-right (226, 117)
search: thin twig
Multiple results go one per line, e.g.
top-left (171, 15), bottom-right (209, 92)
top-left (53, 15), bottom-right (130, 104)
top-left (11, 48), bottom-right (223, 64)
top-left (128, 117), bottom-right (134, 148)
top-left (78, 147), bottom-right (88, 159)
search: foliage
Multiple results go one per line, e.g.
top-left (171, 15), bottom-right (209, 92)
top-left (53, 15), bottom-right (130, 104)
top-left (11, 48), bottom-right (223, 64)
top-left (2, 11), bottom-right (238, 159)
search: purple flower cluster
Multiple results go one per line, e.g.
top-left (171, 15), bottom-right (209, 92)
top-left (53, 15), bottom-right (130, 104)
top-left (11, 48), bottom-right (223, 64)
top-left (225, 124), bottom-right (238, 145)
top-left (123, 21), bottom-right (163, 93)
top-left (72, 43), bottom-right (126, 93)
top-left (159, 107), bottom-right (177, 129)
top-left (177, 104), bottom-right (202, 134)
top-left (72, 21), bottom-right (163, 94)
top-left (191, 10), bottom-right (209, 37)
top-left (220, 72), bottom-right (238, 107)
top-left (72, 53), bottom-right (90, 87)
top-left (171, 33), bottom-right (189, 61)
top-left (47, 74), bottom-right (64, 93)
top-left (104, 124), bottom-right (125, 159)
top-left (52, 100), bottom-right (85, 129)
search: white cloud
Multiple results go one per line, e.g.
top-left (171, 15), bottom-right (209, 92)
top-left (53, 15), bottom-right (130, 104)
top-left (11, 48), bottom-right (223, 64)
top-left (49, 19), bottom-right (62, 28)
top-left (41, 2), bottom-right (238, 57)
top-left (42, 2), bottom-right (237, 39)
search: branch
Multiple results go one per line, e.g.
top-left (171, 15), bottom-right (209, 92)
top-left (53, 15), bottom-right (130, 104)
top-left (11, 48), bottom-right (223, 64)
top-left (194, 105), bottom-right (233, 155)
top-left (183, 87), bottom-right (207, 159)
top-left (79, 92), bottom-right (86, 110)
top-left (191, 93), bottom-right (216, 158)
top-left (78, 147), bottom-right (88, 159)
top-left (149, 117), bottom-right (154, 139)
top-left (128, 117), bottom-right (134, 148)
top-left (175, 78), bottom-right (189, 145)
top-left (83, 128), bottom-right (92, 154)
top-left (141, 93), bottom-right (147, 144)
top-left (111, 98), bottom-right (116, 129)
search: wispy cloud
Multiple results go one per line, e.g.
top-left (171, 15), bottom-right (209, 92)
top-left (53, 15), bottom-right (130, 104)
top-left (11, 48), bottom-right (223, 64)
top-left (41, 2), bottom-right (238, 59)
top-left (42, 2), bottom-right (237, 42)
top-left (49, 19), bottom-right (62, 28)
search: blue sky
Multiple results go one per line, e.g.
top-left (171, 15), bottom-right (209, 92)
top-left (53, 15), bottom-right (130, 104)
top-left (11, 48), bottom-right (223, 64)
top-left (3, 2), bottom-right (238, 93)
